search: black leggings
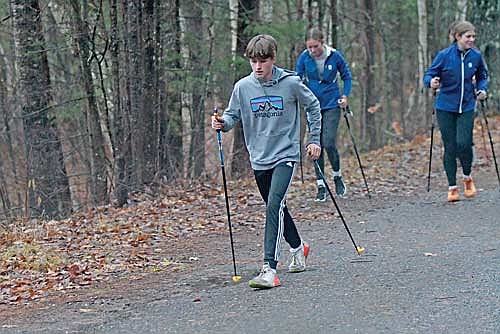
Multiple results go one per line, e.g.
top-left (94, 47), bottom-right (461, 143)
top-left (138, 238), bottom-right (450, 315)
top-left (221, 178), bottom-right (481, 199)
top-left (314, 108), bottom-right (341, 180)
top-left (254, 162), bottom-right (301, 269)
top-left (436, 110), bottom-right (474, 186)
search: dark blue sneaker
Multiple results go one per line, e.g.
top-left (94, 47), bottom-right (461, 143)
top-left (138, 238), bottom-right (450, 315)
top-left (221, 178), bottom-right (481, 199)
top-left (315, 186), bottom-right (326, 202)
top-left (334, 176), bottom-right (346, 197)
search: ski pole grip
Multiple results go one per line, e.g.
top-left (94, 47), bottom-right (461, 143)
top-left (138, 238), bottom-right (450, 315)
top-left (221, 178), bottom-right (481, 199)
top-left (213, 106), bottom-right (222, 133)
top-left (213, 107), bottom-right (224, 163)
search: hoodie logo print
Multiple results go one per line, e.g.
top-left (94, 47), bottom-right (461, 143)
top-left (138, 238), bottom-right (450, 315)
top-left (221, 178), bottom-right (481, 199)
top-left (250, 96), bottom-right (284, 112)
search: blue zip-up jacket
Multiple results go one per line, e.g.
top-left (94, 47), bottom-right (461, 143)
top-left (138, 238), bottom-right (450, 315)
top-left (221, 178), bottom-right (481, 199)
top-left (295, 45), bottom-right (352, 111)
top-left (424, 42), bottom-right (488, 113)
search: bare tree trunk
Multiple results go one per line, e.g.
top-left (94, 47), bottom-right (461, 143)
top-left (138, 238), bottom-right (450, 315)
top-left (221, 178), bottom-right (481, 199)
top-left (360, 0), bottom-right (378, 149)
top-left (456, 0), bottom-right (467, 20)
top-left (229, 0), bottom-right (238, 61)
top-left (417, 0), bottom-right (430, 128)
top-left (127, 0), bottom-right (144, 187)
top-left (162, 0), bottom-right (183, 181)
top-left (231, 0), bottom-right (256, 178)
top-left (121, 0), bottom-right (134, 191)
top-left (184, 1), bottom-right (206, 179)
top-left (110, 0), bottom-right (128, 206)
top-left (44, 3), bottom-right (91, 211)
top-left (0, 59), bottom-right (12, 218)
top-left (260, 0), bottom-right (273, 22)
top-left (142, 0), bottom-right (158, 183)
top-left (0, 44), bottom-right (23, 215)
top-left (69, 0), bottom-right (109, 206)
top-left (330, 0), bottom-right (338, 47)
top-left (11, 0), bottom-right (71, 218)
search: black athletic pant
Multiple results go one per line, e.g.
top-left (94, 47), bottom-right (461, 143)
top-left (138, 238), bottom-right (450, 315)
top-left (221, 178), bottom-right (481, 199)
top-left (436, 109), bottom-right (474, 186)
top-left (254, 162), bottom-right (301, 270)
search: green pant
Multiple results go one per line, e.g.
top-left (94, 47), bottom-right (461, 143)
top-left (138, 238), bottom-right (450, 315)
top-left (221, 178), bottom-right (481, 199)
top-left (254, 162), bottom-right (301, 270)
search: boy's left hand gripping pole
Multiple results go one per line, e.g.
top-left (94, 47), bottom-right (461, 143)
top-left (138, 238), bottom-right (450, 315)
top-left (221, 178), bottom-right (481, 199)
top-left (214, 107), bottom-right (242, 283)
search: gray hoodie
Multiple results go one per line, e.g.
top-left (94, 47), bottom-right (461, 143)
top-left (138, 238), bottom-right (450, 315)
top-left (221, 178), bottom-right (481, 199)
top-left (221, 66), bottom-right (321, 170)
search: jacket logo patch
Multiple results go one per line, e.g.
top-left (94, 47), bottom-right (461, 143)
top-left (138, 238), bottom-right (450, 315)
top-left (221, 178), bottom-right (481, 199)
top-left (250, 96), bottom-right (284, 112)
top-left (468, 62), bottom-right (472, 68)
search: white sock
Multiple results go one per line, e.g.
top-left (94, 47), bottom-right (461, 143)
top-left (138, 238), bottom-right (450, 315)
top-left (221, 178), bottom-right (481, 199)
top-left (333, 170), bottom-right (342, 177)
top-left (449, 185), bottom-right (458, 190)
top-left (463, 174), bottom-right (472, 180)
top-left (317, 179), bottom-right (325, 187)
top-left (290, 244), bottom-right (303, 253)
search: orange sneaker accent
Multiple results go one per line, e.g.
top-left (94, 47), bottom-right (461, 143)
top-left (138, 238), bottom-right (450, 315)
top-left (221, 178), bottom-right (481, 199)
top-left (273, 276), bottom-right (281, 287)
top-left (303, 243), bottom-right (310, 258)
top-left (447, 188), bottom-right (460, 202)
top-left (463, 178), bottom-right (477, 198)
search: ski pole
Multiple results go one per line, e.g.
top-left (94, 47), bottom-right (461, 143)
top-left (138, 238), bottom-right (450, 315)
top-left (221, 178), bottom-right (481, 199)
top-left (477, 107), bottom-right (491, 164)
top-left (298, 101), bottom-right (304, 183)
top-left (314, 159), bottom-right (364, 256)
top-left (213, 107), bottom-right (241, 282)
top-left (299, 138), bottom-right (304, 183)
top-left (427, 89), bottom-right (437, 192)
top-left (342, 105), bottom-right (371, 197)
top-left (479, 100), bottom-right (500, 189)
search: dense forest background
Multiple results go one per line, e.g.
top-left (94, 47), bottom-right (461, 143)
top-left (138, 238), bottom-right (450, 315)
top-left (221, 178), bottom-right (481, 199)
top-left (0, 0), bottom-right (498, 220)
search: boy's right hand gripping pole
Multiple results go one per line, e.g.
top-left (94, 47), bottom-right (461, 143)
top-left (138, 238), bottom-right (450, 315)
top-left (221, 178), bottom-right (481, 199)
top-left (214, 107), bottom-right (241, 282)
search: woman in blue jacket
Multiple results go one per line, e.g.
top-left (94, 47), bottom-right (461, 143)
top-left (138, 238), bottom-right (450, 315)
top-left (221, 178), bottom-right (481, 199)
top-left (296, 27), bottom-right (353, 201)
top-left (424, 21), bottom-right (488, 202)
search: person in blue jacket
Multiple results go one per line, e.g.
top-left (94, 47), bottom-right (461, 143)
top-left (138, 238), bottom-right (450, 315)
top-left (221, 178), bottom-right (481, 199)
top-left (424, 21), bottom-right (488, 202)
top-left (296, 27), bottom-right (352, 201)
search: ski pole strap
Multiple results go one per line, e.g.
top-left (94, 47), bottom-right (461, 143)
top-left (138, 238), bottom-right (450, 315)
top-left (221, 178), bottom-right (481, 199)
top-left (342, 105), bottom-right (353, 117)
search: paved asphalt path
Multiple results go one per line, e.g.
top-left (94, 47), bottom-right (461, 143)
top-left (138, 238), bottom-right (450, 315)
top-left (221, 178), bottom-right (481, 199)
top-left (2, 184), bottom-right (499, 333)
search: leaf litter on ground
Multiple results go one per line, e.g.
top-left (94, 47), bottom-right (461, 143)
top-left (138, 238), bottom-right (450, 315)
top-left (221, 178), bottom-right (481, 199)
top-left (0, 116), bottom-right (498, 306)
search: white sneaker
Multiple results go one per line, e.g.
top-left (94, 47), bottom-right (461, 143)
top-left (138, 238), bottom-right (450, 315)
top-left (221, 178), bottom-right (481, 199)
top-left (288, 242), bottom-right (310, 273)
top-left (248, 263), bottom-right (281, 289)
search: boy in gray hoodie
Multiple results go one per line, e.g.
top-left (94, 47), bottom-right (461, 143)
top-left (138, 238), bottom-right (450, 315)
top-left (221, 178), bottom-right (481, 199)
top-left (212, 34), bottom-right (322, 289)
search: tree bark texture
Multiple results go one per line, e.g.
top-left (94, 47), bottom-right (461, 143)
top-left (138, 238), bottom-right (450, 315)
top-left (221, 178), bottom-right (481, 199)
top-left (361, 0), bottom-right (378, 149)
top-left (110, 0), bottom-right (128, 206)
top-left (11, 0), bottom-right (71, 218)
top-left (162, 0), bottom-right (184, 181)
top-left (142, 0), bottom-right (158, 184)
top-left (127, 0), bottom-right (145, 187)
top-left (184, 1), bottom-right (206, 179)
top-left (69, 0), bottom-right (109, 205)
top-left (230, 0), bottom-right (256, 179)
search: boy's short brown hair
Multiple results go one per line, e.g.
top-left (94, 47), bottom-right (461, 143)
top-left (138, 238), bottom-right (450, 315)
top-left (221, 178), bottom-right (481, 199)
top-left (245, 34), bottom-right (277, 59)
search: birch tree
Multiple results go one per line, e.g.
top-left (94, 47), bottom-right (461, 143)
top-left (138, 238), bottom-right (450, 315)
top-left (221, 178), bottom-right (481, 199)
top-left (69, 0), bottom-right (109, 205)
top-left (456, 0), bottom-right (467, 20)
top-left (417, 0), bottom-right (429, 126)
